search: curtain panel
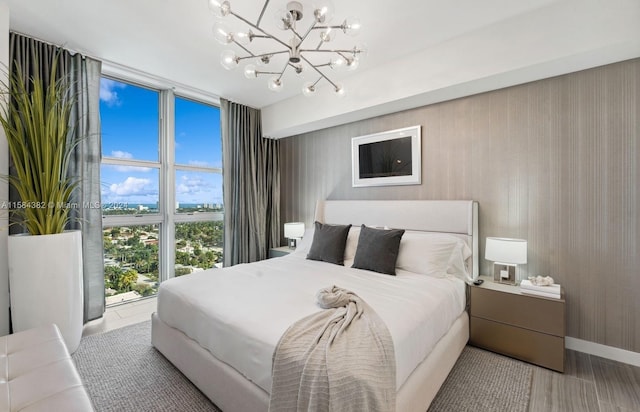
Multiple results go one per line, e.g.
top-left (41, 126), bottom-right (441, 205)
top-left (8, 33), bottom-right (104, 322)
top-left (221, 98), bottom-right (280, 266)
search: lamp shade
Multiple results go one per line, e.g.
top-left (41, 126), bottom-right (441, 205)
top-left (485, 237), bottom-right (527, 264)
top-left (284, 222), bottom-right (305, 239)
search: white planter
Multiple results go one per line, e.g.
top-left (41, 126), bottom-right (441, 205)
top-left (8, 230), bottom-right (84, 353)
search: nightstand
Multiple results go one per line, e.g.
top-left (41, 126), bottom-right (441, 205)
top-left (268, 246), bottom-right (293, 258)
top-left (469, 275), bottom-right (565, 372)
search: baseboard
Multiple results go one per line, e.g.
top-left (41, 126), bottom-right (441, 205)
top-left (566, 337), bottom-right (640, 367)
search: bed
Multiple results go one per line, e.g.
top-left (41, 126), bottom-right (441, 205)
top-left (152, 200), bottom-right (479, 411)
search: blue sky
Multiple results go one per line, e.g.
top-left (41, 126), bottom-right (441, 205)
top-left (99, 78), bottom-right (222, 206)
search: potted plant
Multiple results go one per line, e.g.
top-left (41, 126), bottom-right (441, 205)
top-left (0, 58), bottom-right (84, 353)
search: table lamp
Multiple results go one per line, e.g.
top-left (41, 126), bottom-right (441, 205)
top-left (284, 222), bottom-right (305, 248)
top-left (485, 237), bottom-right (527, 284)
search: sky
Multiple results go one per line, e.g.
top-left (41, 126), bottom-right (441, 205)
top-left (99, 78), bottom-right (222, 207)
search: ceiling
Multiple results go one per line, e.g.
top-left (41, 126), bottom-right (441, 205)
top-left (5, 0), bottom-right (640, 138)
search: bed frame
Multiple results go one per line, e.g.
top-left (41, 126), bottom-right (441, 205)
top-left (152, 200), bottom-right (478, 411)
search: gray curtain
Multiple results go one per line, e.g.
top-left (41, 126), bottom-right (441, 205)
top-left (221, 98), bottom-right (280, 266)
top-left (9, 33), bottom-right (105, 322)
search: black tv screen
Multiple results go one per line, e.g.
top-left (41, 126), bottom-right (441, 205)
top-left (358, 136), bottom-right (412, 179)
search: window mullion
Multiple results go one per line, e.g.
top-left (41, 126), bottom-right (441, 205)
top-left (159, 90), bottom-right (176, 282)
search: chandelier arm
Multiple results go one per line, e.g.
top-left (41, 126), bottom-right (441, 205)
top-left (229, 11), bottom-right (290, 50)
top-left (276, 60), bottom-right (290, 81)
top-left (254, 70), bottom-right (282, 76)
top-left (311, 25), bottom-right (344, 31)
top-left (235, 49), bottom-right (287, 63)
top-left (298, 20), bottom-right (319, 45)
top-left (256, 0), bottom-right (271, 27)
top-left (290, 27), bottom-right (304, 41)
top-left (315, 39), bottom-right (325, 50)
top-left (300, 49), bottom-right (358, 54)
top-left (300, 55), bottom-right (338, 89)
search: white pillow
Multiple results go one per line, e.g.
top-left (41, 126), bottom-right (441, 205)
top-left (396, 232), bottom-right (470, 278)
top-left (343, 226), bottom-right (361, 262)
top-left (291, 227), bottom-right (315, 255)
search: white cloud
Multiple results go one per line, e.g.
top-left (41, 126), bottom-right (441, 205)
top-left (100, 79), bottom-right (126, 106)
top-left (109, 177), bottom-right (154, 196)
top-left (111, 150), bottom-right (133, 159)
top-left (177, 174), bottom-right (213, 195)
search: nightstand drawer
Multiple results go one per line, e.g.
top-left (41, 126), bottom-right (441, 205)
top-left (470, 286), bottom-right (564, 336)
top-left (470, 317), bottom-right (564, 372)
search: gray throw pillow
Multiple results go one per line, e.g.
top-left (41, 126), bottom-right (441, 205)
top-left (352, 225), bottom-right (405, 275)
top-left (306, 221), bottom-right (352, 265)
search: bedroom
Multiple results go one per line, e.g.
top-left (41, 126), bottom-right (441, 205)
top-left (0, 0), bottom-right (639, 411)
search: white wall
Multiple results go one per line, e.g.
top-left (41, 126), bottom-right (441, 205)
top-left (0, 0), bottom-right (10, 335)
top-left (262, 0), bottom-right (640, 138)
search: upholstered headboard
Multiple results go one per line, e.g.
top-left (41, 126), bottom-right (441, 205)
top-left (314, 200), bottom-right (479, 280)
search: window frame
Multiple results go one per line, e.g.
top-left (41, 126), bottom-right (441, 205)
top-left (100, 72), bottom-right (222, 289)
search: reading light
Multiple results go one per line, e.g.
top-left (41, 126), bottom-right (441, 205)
top-left (284, 222), bottom-right (305, 248)
top-left (485, 237), bottom-right (527, 284)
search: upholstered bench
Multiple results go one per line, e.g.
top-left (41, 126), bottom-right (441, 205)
top-left (0, 324), bottom-right (94, 411)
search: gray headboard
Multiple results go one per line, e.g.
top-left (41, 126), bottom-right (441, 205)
top-left (314, 200), bottom-right (479, 279)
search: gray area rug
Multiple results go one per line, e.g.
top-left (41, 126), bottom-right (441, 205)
top-left (73, 321), bottom-right (532, 412)
top-left (428, 345), bottom-right (533, 412)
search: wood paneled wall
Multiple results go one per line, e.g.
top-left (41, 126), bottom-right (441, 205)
top-left (279, 58), bottom-right (640, 353)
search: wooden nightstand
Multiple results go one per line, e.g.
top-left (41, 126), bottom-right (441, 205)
top-left (469, 275), bottom-right (565, 372)
top-left (268, 246), bottom-right (293, 258)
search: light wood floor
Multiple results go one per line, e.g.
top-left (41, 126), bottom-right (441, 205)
top-left (82, 297), bottom-right (640, 411)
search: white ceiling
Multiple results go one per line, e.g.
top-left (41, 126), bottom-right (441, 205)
top-left (6, 0), bottom-right (640, 138)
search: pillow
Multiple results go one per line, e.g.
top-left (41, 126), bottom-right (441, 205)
top-left (343, 226), bottom-right (361, 262)
top-left (446, 241), bottom-right (472, 279)
top-left (351, 225), bottom-right (405, 275)
top-left (291, 227), bottom-right (315, 255)
top-left (306, 222), bottom-right (352, 265)
top-left (396, 232), bottom-right (469, 277)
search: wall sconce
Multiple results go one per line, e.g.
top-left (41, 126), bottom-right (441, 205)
top-left (485, 237), bottom-right (527, 284)
top-left (284, 222), bottom-right (305, 248)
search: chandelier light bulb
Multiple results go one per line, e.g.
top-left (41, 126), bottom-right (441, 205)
top-left (268, 77), bottom-right (283, 92)
top-left (212, 22), bottom-right (233, 45)
top-left (235, 30), bottom-right (253, 45)
top-left (312, 0), bottom-right (335, 23)
top-left (208, 0), bottom-right (231, 18)
top-left (244, 64), bottom-right (257, 79)
top-left (334, 83), bottom-right (345, 97)
top-left (346, 57), bottom-right (359, 71)
top-left (302, 82), bottom-right (317, 97)
top-left (319, 28), bottom-right (332, 43)
top-left (257, 55), bottom-right (271, 66)
top-left (342, 17), bottom-right (361, 37)
top-left (329, 56), bottom-right (346, 69)
top-left (354, 43), bottom-right (368, 58)
top-left (274, 8), bottom-right (293, 30)
top-left (220, 50), bottom-right (239, 70)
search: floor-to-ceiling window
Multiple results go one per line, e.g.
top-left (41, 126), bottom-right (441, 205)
top-left (100, 77), bottom-right (222, 305)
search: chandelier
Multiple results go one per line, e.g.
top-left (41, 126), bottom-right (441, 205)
top-left (208, 0), bottom-right (365, 96)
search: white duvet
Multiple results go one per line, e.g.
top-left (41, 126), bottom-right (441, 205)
top-left (157, 252), bottom-right (465, 393)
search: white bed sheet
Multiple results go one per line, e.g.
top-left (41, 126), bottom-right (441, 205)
top-left (156, 253), bottom-right (465, 393)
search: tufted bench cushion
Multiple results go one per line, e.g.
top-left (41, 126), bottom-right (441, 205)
top-left (0, 324), bottom-right (94, 412)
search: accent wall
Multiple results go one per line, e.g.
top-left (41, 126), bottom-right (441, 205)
top-left (279, 58), bottom-right (640, 353)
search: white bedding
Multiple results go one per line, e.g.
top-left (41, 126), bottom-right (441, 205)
top-left (156, 252), bottom-right (466, 393)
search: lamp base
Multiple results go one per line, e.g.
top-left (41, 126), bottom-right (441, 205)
top-left (288, 238), bottom-right (297, 249)
top-left (493, 263), bottom-right (517, 285)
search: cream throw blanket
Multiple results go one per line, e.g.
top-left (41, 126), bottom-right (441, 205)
top-left (269, 285), bottom-right (396, 412)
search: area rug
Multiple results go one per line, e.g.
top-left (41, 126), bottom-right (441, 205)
top-left (73, 321), bottom-right (532, 412)
top-left (428, 345), bottom-right (533, 412)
